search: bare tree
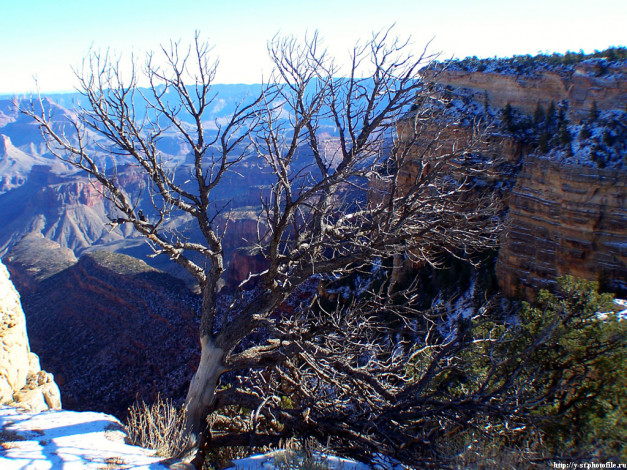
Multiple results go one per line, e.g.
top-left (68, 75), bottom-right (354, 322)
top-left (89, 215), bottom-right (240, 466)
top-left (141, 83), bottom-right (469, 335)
top-left (24, 29), bottom-right (502, 466)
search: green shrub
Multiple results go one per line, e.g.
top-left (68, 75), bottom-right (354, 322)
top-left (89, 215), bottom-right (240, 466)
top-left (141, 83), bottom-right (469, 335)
top-left (515, 277), bottom-right (627, 459)
top-left (439, 277), bottom-right (626, 463)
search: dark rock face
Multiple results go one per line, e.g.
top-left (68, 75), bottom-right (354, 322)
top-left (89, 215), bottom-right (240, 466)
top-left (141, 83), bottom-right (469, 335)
top-left (223, 246), bottom-right (269, 292)
top-left (4, 238), bottom-right (199, 418)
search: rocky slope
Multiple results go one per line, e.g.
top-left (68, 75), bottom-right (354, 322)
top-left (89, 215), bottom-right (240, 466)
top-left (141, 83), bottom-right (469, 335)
top-left (0, 166), bottom-right (126, 255)
top-left (3, 237), bottom-right (200, 418)
top-left (0, 259), bottom-right (61, 412)
top-left (0, 135), bottom-right (62, 193)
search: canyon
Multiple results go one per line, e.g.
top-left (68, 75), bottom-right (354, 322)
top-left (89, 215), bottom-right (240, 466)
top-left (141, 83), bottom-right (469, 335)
top-left (0, 52), bottom-right (624, 420)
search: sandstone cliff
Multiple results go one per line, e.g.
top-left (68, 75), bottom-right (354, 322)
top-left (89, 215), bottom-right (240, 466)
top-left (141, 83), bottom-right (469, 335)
top-left (496, 156), bottom-right (627, 298)
top-left (424, 59), bottom-right (626, 120)
top-left (421, 55), bottom-right (627, 299)
top-left (0, 259), bottom-right (61, 411)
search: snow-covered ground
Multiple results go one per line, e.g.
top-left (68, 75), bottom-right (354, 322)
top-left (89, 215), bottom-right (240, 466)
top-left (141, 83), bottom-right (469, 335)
top-left (0, 406), bottom-right (385, 470)
top-left (0, 406), bottom-right (186, 469)
top-left (226, 451), bottom-right (372, 470)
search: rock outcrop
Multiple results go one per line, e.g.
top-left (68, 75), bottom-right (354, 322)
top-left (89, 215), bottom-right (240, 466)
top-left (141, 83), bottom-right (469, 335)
top-left (424, 61), bottom-right (627, 120)
top-left (421, 57), bottom-right (627, 299)
top-left (0, 259), bottom-right (61, 411)
top-left (496, 156), bottom-right (627, 298)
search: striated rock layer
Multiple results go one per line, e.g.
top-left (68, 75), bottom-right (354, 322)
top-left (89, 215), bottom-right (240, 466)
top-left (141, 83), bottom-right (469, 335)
top-left (425, 62), bottom-right (627, 120)
top-left (0, 259), bottom-right (61, 411)
top-left (421, 60), bottom-right (627, 299)
top-left (496, 156), bottom-right (627, 298)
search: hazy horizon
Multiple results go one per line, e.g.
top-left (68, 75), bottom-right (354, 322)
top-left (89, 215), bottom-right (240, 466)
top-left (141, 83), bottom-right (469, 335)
top-left (1, 0), bottom-right (625, 94)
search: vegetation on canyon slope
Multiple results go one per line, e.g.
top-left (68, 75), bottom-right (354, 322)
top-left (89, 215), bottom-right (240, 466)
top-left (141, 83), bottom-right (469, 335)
top-left (500, 100), bottom-right (626, 169)
top-left (126, 276), bottom-right (626, 467)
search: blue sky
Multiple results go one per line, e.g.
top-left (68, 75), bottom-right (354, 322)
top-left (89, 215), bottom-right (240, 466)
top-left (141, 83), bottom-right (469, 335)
top-left (1, 0), bottom-right (625, 93)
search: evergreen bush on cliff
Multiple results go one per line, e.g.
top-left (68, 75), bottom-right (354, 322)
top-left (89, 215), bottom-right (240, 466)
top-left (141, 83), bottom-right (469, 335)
top-left (517, 277), bottom-right (626, 460)
top-left (452, 276), bottom-right (626, 465)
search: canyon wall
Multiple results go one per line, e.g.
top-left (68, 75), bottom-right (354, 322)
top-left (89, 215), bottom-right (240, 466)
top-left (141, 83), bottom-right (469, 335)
top-left (496, 156), bottom-right (627, 298)
top-left (425, 62), bottom-right (627, 120)
top-left (422, 63), bottom-right (627, 298)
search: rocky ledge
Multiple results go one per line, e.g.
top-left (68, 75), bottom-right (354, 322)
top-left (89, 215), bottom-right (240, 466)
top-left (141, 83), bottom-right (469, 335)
top-left (0, 260), bottom-right (61, 412)
top-left (423, 59), bottom-right (627, 120)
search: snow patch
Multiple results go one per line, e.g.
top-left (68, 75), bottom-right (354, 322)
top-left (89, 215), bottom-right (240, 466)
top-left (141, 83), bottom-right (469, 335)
top-left (0, 406), bottom-right (183, 469)
top-left (613, 299), bottom-right (627, 320)
top-left (226, 450), bottom-right (403, 470)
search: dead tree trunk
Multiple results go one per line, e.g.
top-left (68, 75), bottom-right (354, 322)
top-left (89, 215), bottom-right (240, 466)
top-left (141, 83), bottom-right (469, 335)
top-left (183, 336), bottom-right (225, 441)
